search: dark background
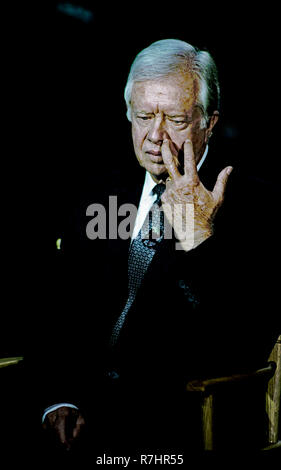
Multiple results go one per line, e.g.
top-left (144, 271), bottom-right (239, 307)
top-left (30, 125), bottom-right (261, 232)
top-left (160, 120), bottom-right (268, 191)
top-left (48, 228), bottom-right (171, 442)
top-left (8, 1), bottom-right (279, 190)
top-left (41, 3), bottom-right (279, 230)
top-left (0, 2), bottom-right (279, 459)
top-left (46, 1), bottom-right (278, 182)
top-left (1, 1), bottom-right (279, 353)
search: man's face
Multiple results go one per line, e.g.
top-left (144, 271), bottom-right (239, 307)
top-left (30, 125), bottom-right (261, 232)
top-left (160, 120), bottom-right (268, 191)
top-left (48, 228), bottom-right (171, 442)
top-left (130, 72), bottom-right (212, 181)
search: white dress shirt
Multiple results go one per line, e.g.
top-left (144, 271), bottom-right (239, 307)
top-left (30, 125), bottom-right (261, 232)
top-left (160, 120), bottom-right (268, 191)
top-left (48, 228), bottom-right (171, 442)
top-left (42, 145), bottom-right (208, 421)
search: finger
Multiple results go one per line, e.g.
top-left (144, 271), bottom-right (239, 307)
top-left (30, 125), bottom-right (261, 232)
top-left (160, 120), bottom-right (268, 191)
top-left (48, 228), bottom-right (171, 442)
top-left (161, 139), bottom-right (181, 180)
top-left (56, 418), bottom-right (69, 448)
top-left (212, 166), bottom-right (233, 203)
top-left (72, 415), bottom-right (86, 439)
top-left (183, 139), bottom-right (200, 185)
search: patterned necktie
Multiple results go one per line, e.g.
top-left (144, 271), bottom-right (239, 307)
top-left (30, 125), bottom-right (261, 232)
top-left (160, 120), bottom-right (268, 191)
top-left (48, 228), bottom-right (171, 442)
top-left (110, 183), bottom-right (166, 347)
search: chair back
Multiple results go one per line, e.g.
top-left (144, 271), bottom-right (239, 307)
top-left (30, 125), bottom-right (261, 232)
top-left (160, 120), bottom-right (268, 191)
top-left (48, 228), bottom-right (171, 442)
top-left (266, 335), bottom-right (281, 444)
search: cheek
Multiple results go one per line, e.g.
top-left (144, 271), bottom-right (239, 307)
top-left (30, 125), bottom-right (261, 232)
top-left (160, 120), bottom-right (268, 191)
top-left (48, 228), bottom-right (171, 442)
top-left (168, 128), bottom-right (190, 154)
top-left (132, 126), bottom-right (147, 162)
top-left (132, 124), bottom-right (146, 150)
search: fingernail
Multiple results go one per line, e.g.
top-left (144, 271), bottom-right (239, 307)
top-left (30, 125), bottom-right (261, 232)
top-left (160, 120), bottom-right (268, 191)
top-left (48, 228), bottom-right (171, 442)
top-left (185, 139), bottom-right (192, 144)
top-left (227, 166), bottom-right (233, 175)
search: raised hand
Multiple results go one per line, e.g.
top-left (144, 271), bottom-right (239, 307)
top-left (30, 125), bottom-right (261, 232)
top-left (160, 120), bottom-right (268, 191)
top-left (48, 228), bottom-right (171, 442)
top-left (161, 131), bottom-right (233, 251)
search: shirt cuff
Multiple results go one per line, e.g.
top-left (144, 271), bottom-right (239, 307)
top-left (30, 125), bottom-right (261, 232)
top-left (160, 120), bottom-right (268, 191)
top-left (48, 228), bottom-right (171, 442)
top-left (42, 403), bottom-right (78, 423)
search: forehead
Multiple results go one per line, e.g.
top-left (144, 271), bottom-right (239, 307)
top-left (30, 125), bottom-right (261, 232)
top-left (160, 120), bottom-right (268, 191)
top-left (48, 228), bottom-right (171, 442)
top-left (131, 73), bottom-right (198, 114)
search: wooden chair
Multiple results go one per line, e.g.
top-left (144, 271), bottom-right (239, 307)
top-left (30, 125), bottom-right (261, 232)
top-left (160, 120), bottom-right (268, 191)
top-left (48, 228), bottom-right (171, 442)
top-left (0, 357), bottom-right (24, 369)
top-left (186, 335), bottom-right (281, 451)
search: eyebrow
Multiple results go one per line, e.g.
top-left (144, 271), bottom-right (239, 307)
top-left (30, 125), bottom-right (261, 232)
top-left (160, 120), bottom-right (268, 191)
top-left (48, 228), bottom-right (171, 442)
top-left (135, 110), bottom-right (154, 114)
top-left (135, 111), bottom-right (187, 118)
top-left (166, 114), bottom-right (187, 118)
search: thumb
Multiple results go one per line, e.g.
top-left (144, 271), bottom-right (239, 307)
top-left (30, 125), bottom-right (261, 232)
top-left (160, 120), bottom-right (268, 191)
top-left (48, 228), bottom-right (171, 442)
top-left (212, 166), bottom-right (233, 203)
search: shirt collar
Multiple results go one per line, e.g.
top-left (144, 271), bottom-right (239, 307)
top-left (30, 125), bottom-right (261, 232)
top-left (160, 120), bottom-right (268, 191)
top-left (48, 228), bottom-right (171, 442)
top-left (197, 144), bottom-right (209, 171)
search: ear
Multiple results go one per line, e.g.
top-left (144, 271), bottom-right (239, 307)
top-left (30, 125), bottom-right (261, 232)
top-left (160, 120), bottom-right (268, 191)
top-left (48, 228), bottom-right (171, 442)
top-left (204, 110), bottom-right (219, 143)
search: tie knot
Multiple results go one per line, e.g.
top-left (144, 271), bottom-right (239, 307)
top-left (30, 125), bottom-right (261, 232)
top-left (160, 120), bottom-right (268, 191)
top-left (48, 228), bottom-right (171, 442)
top-left (152, 183), bottom-right (166, 202)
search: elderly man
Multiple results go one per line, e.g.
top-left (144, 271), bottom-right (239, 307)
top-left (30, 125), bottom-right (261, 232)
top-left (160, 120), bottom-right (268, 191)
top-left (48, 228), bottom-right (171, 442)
top-left (39, 39), bottom-right (277, 454)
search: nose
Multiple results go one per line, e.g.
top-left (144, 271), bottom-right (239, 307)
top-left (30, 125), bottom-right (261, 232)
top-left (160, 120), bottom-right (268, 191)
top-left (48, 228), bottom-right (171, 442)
top-left (147, 116), bottom-right (166, 145)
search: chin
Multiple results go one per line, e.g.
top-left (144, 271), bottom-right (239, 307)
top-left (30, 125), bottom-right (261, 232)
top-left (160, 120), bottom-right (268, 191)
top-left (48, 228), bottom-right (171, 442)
top-left (148, 165), bottom-right (168, 181)
top-left (137, 155), bottom-right (168, 178)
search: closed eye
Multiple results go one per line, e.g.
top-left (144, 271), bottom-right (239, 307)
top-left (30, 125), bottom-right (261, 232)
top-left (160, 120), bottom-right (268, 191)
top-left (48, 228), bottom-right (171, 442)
top-left (168, 119), bottom-right (188, 127)
top-left (137, 115), bottom-right (153, 120)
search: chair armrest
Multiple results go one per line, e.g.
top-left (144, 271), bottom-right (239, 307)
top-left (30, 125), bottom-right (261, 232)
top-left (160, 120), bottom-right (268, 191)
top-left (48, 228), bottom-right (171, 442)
top-left (186, 362), bottom-right (276, 393)
top-left (0, 357), bottom-right (24, 369)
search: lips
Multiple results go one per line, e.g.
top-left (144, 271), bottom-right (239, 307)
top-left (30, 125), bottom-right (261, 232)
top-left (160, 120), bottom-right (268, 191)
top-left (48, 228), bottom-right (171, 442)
top-left (148, 150), bottom-right (161, 156)
top-left (146, 150), bottom-right (163, 163)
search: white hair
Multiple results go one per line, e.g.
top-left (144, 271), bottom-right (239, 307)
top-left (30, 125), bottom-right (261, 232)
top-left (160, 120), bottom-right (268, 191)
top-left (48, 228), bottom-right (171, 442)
top-left (124, 39), bottom-right (220, 127)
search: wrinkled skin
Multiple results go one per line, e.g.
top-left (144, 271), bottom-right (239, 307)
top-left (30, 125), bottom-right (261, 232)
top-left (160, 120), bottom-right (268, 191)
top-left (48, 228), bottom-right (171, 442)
top-left (161, 130), bottom-right (232, 250)
top-left (42, 406), bottom-right (85, 451)
top-left (130, 73), bottom-right (232, 250)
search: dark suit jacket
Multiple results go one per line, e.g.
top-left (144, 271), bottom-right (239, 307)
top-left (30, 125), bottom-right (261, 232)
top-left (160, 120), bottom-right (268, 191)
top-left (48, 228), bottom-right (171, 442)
top-left (23, 150), bottom-right (279, 451)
